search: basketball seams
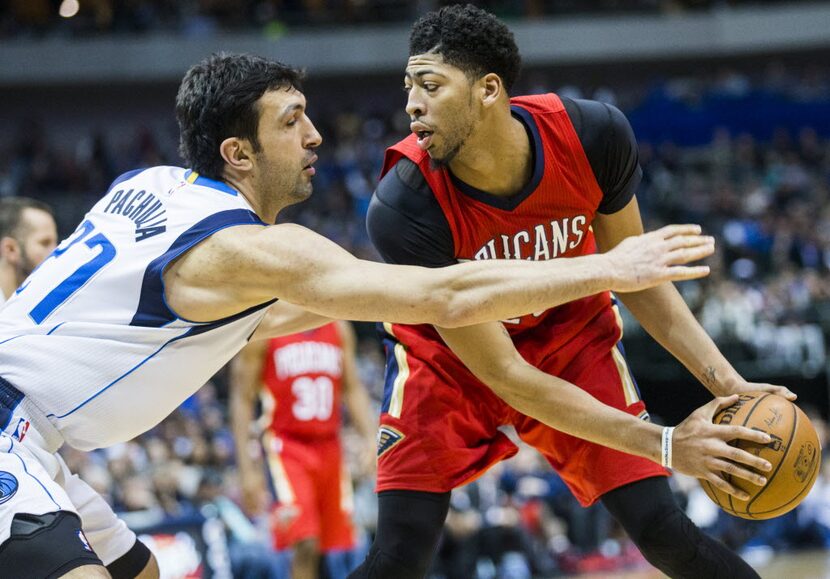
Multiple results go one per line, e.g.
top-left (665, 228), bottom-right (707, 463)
top-left (747, 397), bottom-right (797, 516)
top-left (703, 479), bottom-right (724, 510)
top-left (749, 409), bottom-right (821, 517)
top-left (725, 393), bottom-right (768, 516)
top-left (750, 463), bottom-right (818, 516)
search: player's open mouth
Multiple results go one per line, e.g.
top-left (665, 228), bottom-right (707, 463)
top-left (415, 130), bottom-right (433, 150)
top-left (411, 122), bottom-right (434, 150)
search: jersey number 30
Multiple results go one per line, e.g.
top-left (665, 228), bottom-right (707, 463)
top-left (291, 376), bottom-right (334, 421)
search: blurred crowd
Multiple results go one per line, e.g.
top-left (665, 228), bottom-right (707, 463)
top-left (3, 62), bottom-right (830, 576)
top-left (0, 0), bottom-right (817, 38)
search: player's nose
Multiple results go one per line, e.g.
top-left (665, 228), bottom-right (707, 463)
top-left (405, 92), bottom-right (425, 119)
top-left (305, 119), bottom-right (322, 148)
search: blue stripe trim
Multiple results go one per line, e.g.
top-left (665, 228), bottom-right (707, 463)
top-left (53, 330), bottom-right (189, 419)
top-left (0, 335), bottom-right (25, 347)
top-left (184, 170), bottom-right (239, 196)
top-left (106, 169), bottom-right (147, 194)
top-left (0, 323), bottom-right (67, 352)
top-left (130, 209), bottom-right (267, 328)
top-left (378, 323), bottom-right (400, 414)
top-left (47, 322), bottom-right (66, 336)
top-left (8, 439), bottom-right (61, 509)
top-left (53, 316), bottom-right (274, 419)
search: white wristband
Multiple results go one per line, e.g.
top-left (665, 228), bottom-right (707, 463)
top-left (661, 426), bottom-right (675, 469)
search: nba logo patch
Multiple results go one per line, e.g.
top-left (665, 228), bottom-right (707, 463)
top-left (377, 426), bottom-right (405, 457)
top-left (12, 418), bottom-right (29, 442)
top-left (77, 529), bottom-right (93, 552)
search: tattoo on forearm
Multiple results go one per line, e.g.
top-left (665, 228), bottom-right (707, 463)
top-left (703, 366), bottom-right (717, 388)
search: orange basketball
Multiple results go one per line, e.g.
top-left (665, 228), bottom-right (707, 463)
top-left (700, 392), bottom-right (821, 520)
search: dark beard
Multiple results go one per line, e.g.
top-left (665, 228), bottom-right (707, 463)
top-left (428, 142), bottom-right (462, 170)
top-left (18, 248), bottom-right (36, 280)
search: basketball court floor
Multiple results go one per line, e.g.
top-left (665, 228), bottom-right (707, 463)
top-left (571, 549), bottom-right (830, 578)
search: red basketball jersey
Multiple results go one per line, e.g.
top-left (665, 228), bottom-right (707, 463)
top-left (261, 323), bottom-right (344, 440)
top-left (380, 93), bottom-right (619, 367)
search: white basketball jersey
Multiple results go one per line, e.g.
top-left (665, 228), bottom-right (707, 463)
top-left (0, 166), bottom-right (272, 450)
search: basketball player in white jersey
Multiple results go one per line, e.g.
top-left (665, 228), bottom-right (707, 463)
top-left (1, 200), bottom-right (157, 577)
top-left (0, 53), bottom-right (746, 578)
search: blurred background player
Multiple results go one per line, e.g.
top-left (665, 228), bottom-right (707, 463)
top-left (231, 321), bottom-right (377, 579)
top-left (0, 197), bottom-right (58, 303)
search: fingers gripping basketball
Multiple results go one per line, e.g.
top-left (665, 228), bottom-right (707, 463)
top-left (700, 392), bottom-right (821, 520)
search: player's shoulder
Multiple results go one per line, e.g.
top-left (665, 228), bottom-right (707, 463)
top-left (559, 97), bottom-right (632, 137)
top-left (106, 165), bottom-right (185, 189)
top-left (375, 157), bottom-right (434, 210)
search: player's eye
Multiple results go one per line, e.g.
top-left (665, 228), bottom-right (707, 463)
top-left (403, 85), bottom-right (412, 93)
top-left (423, 83), bottom-right (438, 93)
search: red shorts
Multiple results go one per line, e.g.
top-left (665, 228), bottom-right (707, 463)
top-left (263, 433), bottom-right (355, 551)
top-left (377, 318), bottom-right (667, 507)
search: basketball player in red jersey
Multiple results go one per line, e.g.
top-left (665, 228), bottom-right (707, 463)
top-left (350, 5), bottom-right (795, 578)
top-left (231, 321), bottom-right (376, 579)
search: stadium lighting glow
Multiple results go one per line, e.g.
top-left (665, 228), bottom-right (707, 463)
top-left (59, 0), bottom-right (80, 18)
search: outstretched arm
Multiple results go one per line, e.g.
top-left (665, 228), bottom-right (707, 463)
top-left (166, 221), bottom-right (714, 327)
top-left (593, 196), bottom-right (794, 400)
top-left (436, 322), bottom-right (773, 500)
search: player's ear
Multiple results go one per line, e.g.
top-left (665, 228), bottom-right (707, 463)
top-left (0, 237), bottom-right (20, 263)
top-left (219, 137), bottom-right (254, 174)
top-left (480, 73), bottom-right (503, 108)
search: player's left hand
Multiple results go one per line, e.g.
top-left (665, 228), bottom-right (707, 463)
top-left (726, 379), bottom-right (796, 402)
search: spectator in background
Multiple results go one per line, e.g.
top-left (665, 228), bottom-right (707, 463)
top-left (231, 322), bottom-right (376, 579)
top-left (0, 196), bottom-right (57, 303)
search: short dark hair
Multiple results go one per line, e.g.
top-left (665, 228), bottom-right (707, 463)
top-left (0, 197), bottom-right (54, 241)
top-left (176, 53), bottom-right (305, 180)
top-left (409, 4), bottom-right (521, 92)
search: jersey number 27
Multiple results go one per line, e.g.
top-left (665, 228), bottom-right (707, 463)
top-left (21, 220), bottom-right (116, 324)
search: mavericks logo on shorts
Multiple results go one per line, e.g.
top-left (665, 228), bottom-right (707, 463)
top-left (377, 426), bottom-right (405, 457)
top-left (0, 471), bottom-right (19, 505)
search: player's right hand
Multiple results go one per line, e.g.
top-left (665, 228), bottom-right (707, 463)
top-left (605, 224), bottom-right (715, 293)
top-left (670, 395), bottom-right (773, 500)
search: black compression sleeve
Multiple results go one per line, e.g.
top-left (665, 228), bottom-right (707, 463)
top-left (368, 159), bottom-right (456, 267)
top-left (562, 97), bottom-right (642, 214)
top-left (602, 477), bottom-right (759, 578)
top-left (348, 490), bottom-right (451, 579)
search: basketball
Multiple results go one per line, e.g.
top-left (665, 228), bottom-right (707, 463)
top-left (700, 392), bottom-right (821, 520)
